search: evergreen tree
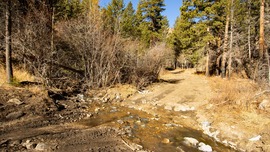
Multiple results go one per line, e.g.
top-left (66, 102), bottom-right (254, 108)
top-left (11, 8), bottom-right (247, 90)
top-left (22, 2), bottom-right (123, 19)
top-left (140, 0), bottom-right (165, 32)
top-left (55, 0), bottom-right (82, 20)
top-left (102, 0), bottom-right (124, 34)
top-left (121, 2), bottom-right (136, 38)
top-left (69, 0), bottom-right (81, 18)
top-left (136, 0), bottom-right (167, 47)
top-left (172, 0), bottom-right (226, 65)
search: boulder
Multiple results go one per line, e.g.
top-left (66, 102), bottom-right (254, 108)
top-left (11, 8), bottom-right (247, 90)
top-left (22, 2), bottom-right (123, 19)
top-left (198, 142), bottom-right (212, 152)
top-left (22, 140), bottom-right (33, 149)
top-left (183, 137), bottom-right (199, 147)
top-left (35, 143), bottom-right (47, 151)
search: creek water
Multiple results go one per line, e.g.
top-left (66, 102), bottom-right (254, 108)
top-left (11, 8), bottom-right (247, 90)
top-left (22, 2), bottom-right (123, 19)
top-left (79, 103), bottom-right (237, 152)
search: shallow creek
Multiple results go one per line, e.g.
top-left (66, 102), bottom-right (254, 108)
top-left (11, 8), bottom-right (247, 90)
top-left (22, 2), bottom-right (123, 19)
top-left (78, 103), bottom-right (236, 152)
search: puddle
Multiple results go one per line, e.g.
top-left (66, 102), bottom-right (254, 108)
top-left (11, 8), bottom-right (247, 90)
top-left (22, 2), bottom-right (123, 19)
top-left (78, 103), bottom-right (237, 152)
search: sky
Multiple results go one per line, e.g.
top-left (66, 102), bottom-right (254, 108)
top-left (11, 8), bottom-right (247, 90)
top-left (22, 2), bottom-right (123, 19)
top-left (99, 0), bottom-right (183, 28)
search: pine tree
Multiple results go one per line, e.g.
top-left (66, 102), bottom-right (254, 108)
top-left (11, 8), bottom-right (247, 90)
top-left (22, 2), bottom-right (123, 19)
top-left (136, 0), bottom-right (167, 47)
top-left (172, 0), bottom-right (226, 65)
top-left (102, 0), bottom-right (124, 34)
top-left (140, 0), bottom-right (165, 32)
top-left (121, 2), bottom-right (136, 38)
top-left (69, 0), bottom-right (81, 18)
top-left (55, 0), bottom-right (82, 20)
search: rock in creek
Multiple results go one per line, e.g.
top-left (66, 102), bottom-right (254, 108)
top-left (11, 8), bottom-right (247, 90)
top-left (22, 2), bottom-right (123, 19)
top-left (198, 142), bottom-right (212, 152)
top-left (162, 138), bottom-right (170, 144)
top-left (183, 137), bottom-right (212, 152)
top-left (183, 137), bottom-right (199, 147)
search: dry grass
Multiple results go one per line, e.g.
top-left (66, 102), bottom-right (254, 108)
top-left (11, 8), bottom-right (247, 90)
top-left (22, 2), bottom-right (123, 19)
top-left (0, 65), bottom-right (46, 95)
top-left (0, 65), bottom-right (35, 86)
top-left (207, 77), bottom-right (270, 151)
top-left (209, 77), bottom-right (260, 110)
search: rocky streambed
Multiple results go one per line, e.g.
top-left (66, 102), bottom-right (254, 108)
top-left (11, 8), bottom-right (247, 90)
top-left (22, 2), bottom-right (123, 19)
top-left (80, 103), bottom-right (236, 152)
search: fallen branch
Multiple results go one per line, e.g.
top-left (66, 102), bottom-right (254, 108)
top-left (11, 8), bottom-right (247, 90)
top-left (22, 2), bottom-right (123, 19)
top-left (49, 61), bottom-right (84, 76)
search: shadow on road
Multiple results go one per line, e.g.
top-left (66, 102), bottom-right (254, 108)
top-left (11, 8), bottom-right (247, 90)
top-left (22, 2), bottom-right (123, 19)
top-left (159, 78), bottom-right (184, 84)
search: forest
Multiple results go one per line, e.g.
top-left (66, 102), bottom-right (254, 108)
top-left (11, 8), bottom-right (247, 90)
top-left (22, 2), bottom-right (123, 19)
top-left (1, 0), bottom-right (270, 151)
top-left (0, 0), bottom-right (269, 89)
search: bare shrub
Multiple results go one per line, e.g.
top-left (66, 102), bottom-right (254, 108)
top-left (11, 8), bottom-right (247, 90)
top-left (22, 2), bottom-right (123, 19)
top-left (120, 43), bottom-right (173, 89)
top-left (54, 13), bottom-right (172, 89)
top-left (55, 14), bottom-right (127, 89)
top-left (135, 44), bottom-right (170, 87)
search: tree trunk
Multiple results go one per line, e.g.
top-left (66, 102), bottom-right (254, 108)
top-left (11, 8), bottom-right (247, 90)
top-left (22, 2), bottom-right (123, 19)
top-left (265, 50), bottom-right (270, 84)
top-left (174, 57), bottom-right (177, 69)
top-left (216, 37), bottom-right (221, 76)
top-left (259, 0), bottom-right (265, 58)
top-left (228, 0), bottom-right (234, 79)
top-left (49, 4), bottom-right (55, 80)
top-left (248, 0), bottom-right (251, 59)
top-left (51, 7), bottom-right (54, 53)
top-left (221, 10), bottom-right (230, 78)
top-left (5, 0), bottom-right (13, 83)
top-left (205, 27), bottom-right (210, 77)
top-left (205, 48), bottom-right (210, 77)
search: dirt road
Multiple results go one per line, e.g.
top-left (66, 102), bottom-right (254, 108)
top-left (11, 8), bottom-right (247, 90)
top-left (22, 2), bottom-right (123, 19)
top-left (122, 69), bottom-right (212, 120)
